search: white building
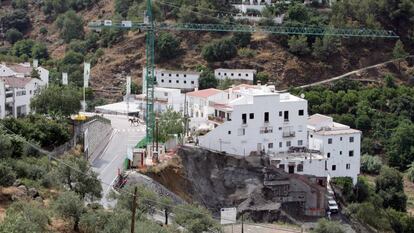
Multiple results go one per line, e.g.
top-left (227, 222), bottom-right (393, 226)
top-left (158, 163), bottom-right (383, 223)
top-left (142, 68), bottom-right (200, 92)
top-left (1, 77), bottom-right (46, 118)
top-left (308, 114), bottom-right (361, 184)
top-left (198, 85), bottom-right (308, 156)
top-left (135, 87), bottom-right (184, 113)
top-left (0, 80), bottom-right (5, 119)
top-left (186, 88), bottom-right (229, 130)
top-left (0, 61), bottom-right (49, 86)
top-left (214, 68), bottom-right (256, 82)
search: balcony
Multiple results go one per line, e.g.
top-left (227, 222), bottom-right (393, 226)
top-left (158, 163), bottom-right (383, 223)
top-left (282, 131), bottom-right (295, 138)
top-left (260, 126), bottom-right (273, 134)
top-left (208, 115), bottom-right (225, 124)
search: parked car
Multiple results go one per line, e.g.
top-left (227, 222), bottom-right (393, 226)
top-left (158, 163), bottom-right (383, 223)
top-left (328, 200), bottom-right (339, 213)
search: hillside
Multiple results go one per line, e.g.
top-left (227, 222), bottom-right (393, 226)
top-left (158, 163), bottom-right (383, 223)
top-left (1, 0), bottom-right (413, 102)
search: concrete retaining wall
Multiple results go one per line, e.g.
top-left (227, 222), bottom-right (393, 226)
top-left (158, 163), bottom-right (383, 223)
top-left (79, 116), bottom-right (113, 162)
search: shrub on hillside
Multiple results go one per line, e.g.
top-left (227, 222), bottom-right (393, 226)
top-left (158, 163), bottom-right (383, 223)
top-left (5, 28), bottom-right (23, 44)
top-left (288, 35), bottom-right (310, 55)
top-left (0, 163), bottom-right (17, 186)
top-left (202, 39), bottom-right (237, 62)
top-left (361, 154), bottom-right (382, 174)
top-left (156, 32), bottom-right (181, 61)
top-left (56, 10), bottom-right (84, 43)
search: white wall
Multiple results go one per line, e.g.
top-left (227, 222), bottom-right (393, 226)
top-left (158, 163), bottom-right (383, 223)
top-left (215, 69), bottom-right (256, 81)
top-left (36, 67), bottom-right (49, 86)
top-left (143, 68), bottom-right (199, 92)
top-left (274, 156), bottom-right (327, 178)
top-left (0, 81), bottom-right (5, 119)
top-left (0, 65), bottom-right (16, 77)
top-left (199, 93), bottom-right (308, 156)
top-left (309, 132), bottom-right (361, 184)
top-left (188, 91), bottom-right (228, 128)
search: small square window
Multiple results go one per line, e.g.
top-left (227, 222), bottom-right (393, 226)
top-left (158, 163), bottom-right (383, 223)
top-left (332, 165), bottom-right (336, 171)
top-left (349, 150), bottom-right (354, 157)
top-left (176, 74), bottom-right (179, 77)
top-left (350, 137), bottom-right (354, 143)
top-left (298, 109), bottom-right (304, 116)
top-left (328, 138), bottom-right (332, 144)
top-left (238, 73), bottom-right (241, 76)
top-left (286, 141), bottom-right (291, 147)
top-left (191, 81), bottom-right (194, 84)
top-left (278, 127), bottom-right (282, 130)
top-left (176, 80), bottom-right (179, 83)
top-left (161, 73), bottom-right (164, 76)
top-left (279, 164), bottom-right (285, 169)
top-left (161, 79), bottom-right (164, 83)
top-left (218, 72), bottom-right (221, 75)
top-left (169, 80), bottom-right (172, 83)
top-left (279, 111), bottom-right (282, 117)
top-left (297, 164), bottom-right (303, 172)
top-left (245, 74), bottom-right (248, 77)
top-left (268, 143), bottom-right (273, 149)
top-left (298, 140), bottom-right (303, 146)
top-left (184, 74), bottom-right (187, 77)
top-left (340, 137), bottom-right (343, 141)
top-left (228, 131), bottom-right (231, 135)
top-left (327, 152), bottom-right (330, 158)
top-left (346, 164), bottom-right (350, 170)
top-left (279, 142), bottom-right (282, 148)
top-left (249, 113), bottom-right (254, 119)
top-left (169, 74), bottom-right (172, 77)
top-left (310, 134), bottom-right (313, 138)
top-left (184, 81), bottom-right (187, 84)
top-left (340, 151), bottom-right (342, 155)
top-left (231, 73), bottom-right (234, 76)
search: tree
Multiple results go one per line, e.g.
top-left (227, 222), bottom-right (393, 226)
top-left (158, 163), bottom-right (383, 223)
top-left (355, 114), bottom-right (371, 130)
top-left (56, 156), bottom-right (102, 201)
top-left (199, 70), bottom-right (218, 89)
top-left (5, 28), bottom-right (23, 44)
top-left (156, 32), bottom-right (181, 61)
top-left (312, 219), bottom-right (344, 233)
top-left (158, 109), bottom-right (184, 142)
top-left (361, 154), bottom-right (382, 174)
top-left (375, 166), bottom-right (407, 211)
top-left (12, 0), bottom-right (28, 9)
top-left (174, 204), bottom-right (220, 233)
top-left (407, 162), bottom-right (414, 182)
top-left (0, 201), bottom-right (50, 233)
top-left (30, 85), bottom-right (82, 116)
top-left (287, 3), bottom-right (309, 23)
top-left (232, 32), bottom-right (252, 48)
top-left (312, 36), bottom-right (340, 60)
top-left (217, 77), bottom-right (233, 90)
top-left (388, 121), bottom-right (414, 169)
top-left (0, 162), bottom-right (16, 186)
top-left (353, 177), bottom-right (370, 203)
top-left (1, 9), bottom-right (30, 32)
top-left (288, 35), bottom-right (310, 55)
top-left (112, 185), bottom-right (159, 216)
top-left (9, 39), bottom-right (35, 59)
top-left (53, 191), bottom-right (85, 232)
top-left (31, 43), bottom-right (49, 60)
top-left (202, 39), bottom-right (237, 62)
top-left (393, 40), bottom-right (408, 71)
top-left (56, 10), bottom-right (84, 43)
top-left (160, 196), bottom-right (173, 225)
top-left (255, 72), bottom-right (269, 84)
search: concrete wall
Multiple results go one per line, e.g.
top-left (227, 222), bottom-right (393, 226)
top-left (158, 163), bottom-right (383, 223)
top-left (214, 69), bottom-right (256, 81)
top-left (81, 117), bottom-right (113, 161)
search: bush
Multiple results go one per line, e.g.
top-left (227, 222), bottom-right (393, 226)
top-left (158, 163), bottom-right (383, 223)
top-left (407, 162), bottom-right (414, 182)
top-left (5, 28), bottom-right (23, 44)
top-left (1, 9), bottom-right (30, 32)
top-left (31, 43), bottom-right (49, 60)
top-left (361, 154), bottom-right (382, 174)
top-left (288, 35), bottom-right (310, 55)
top-left (56, 10), bottom-right (84, 43)
top-left (312, 219), bottom-right (344, 233)
top-left (0, 162), bottom-right (17, 186)
top-left (232, 32), bottom-right (252, 48)
top-left (345, 202), bottom-right (392, 231)
top-left (255, 72), bottom-right (269, 84)
top-left (12, 0), bottom-right (28, 9)
top-left (9, 39), bottom-right (34, 58)
top-left (202, 38), bottom-right (237, 62)
top-left (199, 70), bottom-right (218, 89)
top-left (156, 32), bottom-right (181, 61)
top-left (375, 166), bottom-right (407, 211)
top-left (238, 48), bottom-right (256, 58)
top-left (39, 27), bottom-right (48, 35)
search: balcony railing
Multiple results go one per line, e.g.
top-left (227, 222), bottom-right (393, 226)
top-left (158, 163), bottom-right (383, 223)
top-left (260, 126), bottom-right (273, 134)
top-left (282, 131), bottom-right (295, 137)
top-left (208, 115), bottom-right (225, 124)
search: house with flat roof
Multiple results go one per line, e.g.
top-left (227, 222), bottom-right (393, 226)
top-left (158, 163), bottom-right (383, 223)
top-left (142, 68), bottom-right (200, 92)
top-left (214, 68), bottom-right (256, 82)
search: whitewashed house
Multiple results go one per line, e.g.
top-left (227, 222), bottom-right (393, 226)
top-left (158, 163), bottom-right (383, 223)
top-left (135, 87), bottom-right (184, 113)
top-left (1, 77), bottom-right (46, 117)
top-left (142, 68), bottom-right (199, 92)
top-left (232, 0), bottom-right (273, 13)
top-left (214, 68), bottom-right (256, 82)
top-left (307, 114), bottom-right (361, 184)
top-left (198, 85), bottom-right (308, 156)
top-left (0, 61), bottom-right (49, 86)
top-left (187, 88), bottom-right (229, 130)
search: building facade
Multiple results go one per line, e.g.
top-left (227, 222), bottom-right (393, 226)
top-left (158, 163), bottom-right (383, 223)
top-left (0, 80), bottom-right (5, 119)
top-left (0, 61), bottom-right (49, 86)
top-left (308, 114), bottom-right (361, 184)
top-left (142, 68), bottom-right (200, 92)
top-left (214, 68), bottom-right (256, 82)
top-left (198, 85), bottom-right (308, 156)
top-left (1, 77), bottom-right (46, 118)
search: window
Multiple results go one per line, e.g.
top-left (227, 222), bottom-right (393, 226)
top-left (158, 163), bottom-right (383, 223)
top-left (279, 111), bottom-right (282, 117)
top-left (297, 164), bottom-right (303, 172)
top-left (169, 80), bottom-right (172, 83)
top-left (184, 74), bottom-right (187, 77)
top-left (310, 134), bottom-right (313, 138)
top-left (284, 111), bottom-right (289, 121)
top-left (224, 73), bottom-right (227, 76)
top-left (278, 127), bottom-right (282, 130)
top-left (245, 74), bottom-right (248, 77)
top-left (249, 113), bottom-right (254, 119)
top-left (350, 137), bottom-right (354, 142)
top-left (161, 79), bottom-right (164, 83)
top-left (164, 92), bottom-right (168, 97)
top-left (176, 80), bottom-right (179, 83)
top-left (231, 73), bottom-right (234, 76)
top-left (328, 138), bottom-right (332, 144)
top-left (228, 131), bottom-right (231, 135)
top-left (298, 140), bottom-right (303, 146)
top-left (238, 73), bottom-right (241, 76)
top-left (279, 164), bottom-right (285, 169)
top-left (264, 112), bottom-right (269, 123)
top-left (327, 152), bottom-right (330, 158)
top-left (286, 141), bottom-right (291, 147)
top-left (184, 80), bottom-right (187, 84)
top-left (218, 72), bottom-right (221, 75)
top-left (242, 113), bottom-right (247, 124)
top-left (340, 151), bottom-right (342, 155)
top-left (176, 74), bottom-right (179, 77)
top-left (238, 128), bottom-right (245, 136)
top-left (279, 142), bottom-right (282, 148)
top-left (161, 73), bottom-right (164, 76)
top-left (191, 81), bottom-right (194, 84)
top-left (169, 74), bottom-right (172, 77)
top-left (298, 109), bottom-right (304, 116)
top-left (340, 137), bottom-right (343, 141)
top-left (268, 143), bottom-right (273, 149)
top-left (346, 164), bottom-right (350, 170)
top-left (349, 150), bottom-right (354, 157)
top-left (332, 165), bottom-right (336, 171)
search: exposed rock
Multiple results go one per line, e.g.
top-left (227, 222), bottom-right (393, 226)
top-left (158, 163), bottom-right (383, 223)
top-left (28, 187), bottom-right (39, 198)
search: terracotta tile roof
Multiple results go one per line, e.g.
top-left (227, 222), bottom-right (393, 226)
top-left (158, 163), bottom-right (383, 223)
top-left (187, 88), bottom-right (224, 98)
top-left (8, 64), bottom-right (33, 75)
top-left (1, 77), bottom-right (33, 88)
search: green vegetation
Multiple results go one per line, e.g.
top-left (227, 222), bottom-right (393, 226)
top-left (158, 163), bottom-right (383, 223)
top-left (288, 35), bottom-right (310, 55)
top-left (199, 69), bottom-right (218, 89)
top-left (202, 38), bottom-right (237, 62)
top-left (9, 39), bottom-right (49, 61)
top-left (56, 10), bottom-right (84, 43)
top-left (361, 154), bottom-right (383, 174)
top-left (312, 219), bottom-right (344, 233)
top-left (158, 108), bottom-right (184, 142)
top-left (31, 85), bottom-right (82, 116)
top-left (156, 32), bottom-right (181, 61)
top-left (53, 191), bottom-right (85, 231)
top-left (5, 28), bottom-right (23, 44)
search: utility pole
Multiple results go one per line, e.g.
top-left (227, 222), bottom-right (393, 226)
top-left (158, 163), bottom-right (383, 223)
top-left (241, 213), bottom-right (244, 233)
top-left (155, 117), bottom-right (159, 152)
top-left (131, 186), bottom-right (138, 233)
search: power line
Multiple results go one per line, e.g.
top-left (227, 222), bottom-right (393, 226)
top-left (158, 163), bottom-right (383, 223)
top-left (0, 123), bottom-right (302, 232)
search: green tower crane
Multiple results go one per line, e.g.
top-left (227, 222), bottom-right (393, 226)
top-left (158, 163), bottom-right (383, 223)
top-left (88, 0), bottom-right (398, 146)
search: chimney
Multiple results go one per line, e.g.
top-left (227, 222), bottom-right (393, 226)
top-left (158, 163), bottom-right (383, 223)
top-left (33, 59), bottom-right (39, 68)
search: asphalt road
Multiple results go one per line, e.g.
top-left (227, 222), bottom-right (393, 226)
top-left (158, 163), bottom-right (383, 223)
top-left (90, 114), bottom-right (146, 208)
